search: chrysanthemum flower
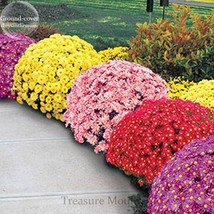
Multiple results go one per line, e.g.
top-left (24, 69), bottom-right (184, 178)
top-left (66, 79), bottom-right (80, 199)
top-left (167, 77), bottom-right (195, 99)
top-left (64, 60), bottom-right (169, 153)
top-left (180, 79), bottom-right (214, 110)
top-left (98, 46), bottom-right (128, 62)
top-left (106, 98), bottom-right (214, 184)
top-left (13, 34), bottom-right (101, 121)
top-left (168, 78), bottom-right (214, 109)
top-left (147, 136), bottom-right (214, 214)
top-left (0, 33), bottom-right (36, 99)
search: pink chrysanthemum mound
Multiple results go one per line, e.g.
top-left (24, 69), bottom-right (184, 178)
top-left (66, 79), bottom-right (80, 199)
top-left (64, 60), bottom-right (169, 153)
top-left (0, 33), bottom-right (36, 99)
top-left (106, 98), bottom-right (214, 184)
top-left (147, 136), bottom-right (214, 214)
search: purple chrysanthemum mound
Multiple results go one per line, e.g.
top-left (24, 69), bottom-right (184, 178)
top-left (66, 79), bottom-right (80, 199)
top-left (64, 60), bottom-right (169, 153)
top-left (147, 135), bottom-right (214, 214)
top-left (0, 33), bottom-right (36, 99)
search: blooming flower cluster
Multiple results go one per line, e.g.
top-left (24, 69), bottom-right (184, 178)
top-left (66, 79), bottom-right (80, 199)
top-left (106, 98), bottom-right (214, 184)
top-left (167, 77), bottom-right (195, 99)
top-left (180, 79), bottom-right (214, 110)
top-left (168, 78), bottom-right (214, 109)
top-left (98, 47), bottom-right (128, 62)
top-left (13, 34), bottom-right (101, 121)
top-left (64, 60), bottom-right (169, 153)
top-left (147, 136), bottom-right (214, 214)
top-left (0, 33), bottom-right (36, 99)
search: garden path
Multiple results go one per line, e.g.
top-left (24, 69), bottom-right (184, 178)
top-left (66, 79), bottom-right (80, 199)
top-left (171, 0), bottom-right (214, 7)
top-left (0, 99), bottom-right (141, 214)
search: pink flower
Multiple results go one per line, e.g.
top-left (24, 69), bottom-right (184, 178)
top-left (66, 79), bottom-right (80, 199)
top-left (0, 33), bottom-right (36, 99)
top-left (148, 136), bottom-right (214, 214)
top-left (64, 60), bottom-right (169, 153)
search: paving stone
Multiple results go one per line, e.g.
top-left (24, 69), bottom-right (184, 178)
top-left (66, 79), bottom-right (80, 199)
top-left (0, 99), bottom-right (140, 213)
top-left (0, 100), bottom-right (70, 142)
top-left (0, 193), bottom-right (136, 214)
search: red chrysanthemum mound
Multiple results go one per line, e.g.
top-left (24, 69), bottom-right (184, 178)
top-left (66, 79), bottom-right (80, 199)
top-left (106, 98), bottom-right (214, 184)
top-left (64, 60), bottom-right (169, 153)
top-left (0, 33), bottom-right (36, 99)
top-left (147, 136), bottom-right (214, 214)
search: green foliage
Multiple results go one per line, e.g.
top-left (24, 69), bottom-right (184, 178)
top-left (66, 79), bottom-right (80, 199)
top-left (128, 194), bottom-right (148, 214)
top-left (94, 37), bottom-right (128, 51)
top-left (128, 4), bottom-right (214, 82)
top-left (0, 0), bottom-right (8, 6)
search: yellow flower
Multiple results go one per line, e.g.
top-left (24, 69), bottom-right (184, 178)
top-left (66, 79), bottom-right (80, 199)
top-left (22, 73), bottom-right (30, 82)
top-left (26, 98), bottom-right (34, 106)
top-left (99, 46), bottom-right (129, 62)
top-left (23, 83), bottom-right (29, 91)
top-left (45, 95), bottom-right (52, 104)
top-left (30, 92), bottom-right (38, 101)
top-left (37, 75), bottom-right (47, 85)
top-left (21, 92), bottom-right (28, 100)
top-left (46, 113), bottom-right (52, 119)
top-left (167, 77), bottom-right (195, 99)
top-left (29, 82), bottom-right (36, 91)
top-left (35, 84), bottom-right (43, 94)
top-left (13, 34), bottom-right (101, 121)
top-left (168, 78), bottom-right (214, 109)
top-left (53, 94), bottom-right (62, 103)
top-left (40, 106), bottom-right (46, 114)
top-left (16, 96), bottom-right (23, 104)
top-left (180, 79), bottom-right (214, 109)
top-left (32, 103), bottom-right (38, 110)
top-left (44, 103), bottom-right (53, 112)
top-left (39, 93), bottom-right (45, 101)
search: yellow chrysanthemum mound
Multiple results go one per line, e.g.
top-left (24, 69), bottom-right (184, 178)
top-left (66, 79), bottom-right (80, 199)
top-left (168, 77), bottom-right (214, 109)
top-left (168, 77), bottom-right (195, 99)
top-left (99, 46), bottom-right (128, 62)
top-left (180, 79), bottom-right (214, 110)
top-left (13, 34), bottom-right (101, 121)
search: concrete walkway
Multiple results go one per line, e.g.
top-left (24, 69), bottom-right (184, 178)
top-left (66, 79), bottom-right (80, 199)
top-left (0, 99), bottom-right (141, 214)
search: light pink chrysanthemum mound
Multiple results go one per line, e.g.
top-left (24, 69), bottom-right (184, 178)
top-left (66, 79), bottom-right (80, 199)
top-left (64, 60), bottom-right (169, 153)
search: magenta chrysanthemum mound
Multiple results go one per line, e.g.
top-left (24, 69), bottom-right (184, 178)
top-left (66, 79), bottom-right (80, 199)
top-left (64, 60), bottom-right (169, 153)
top-left (0, 33), bottom-right (36, 99)
top-left (147, 136), bottom-right (214, 214)
top-left (106, 98), bottom-right (214, 184)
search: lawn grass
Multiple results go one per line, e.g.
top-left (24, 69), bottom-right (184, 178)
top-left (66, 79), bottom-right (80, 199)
top-left (16, 0), bottom-right (214, 49)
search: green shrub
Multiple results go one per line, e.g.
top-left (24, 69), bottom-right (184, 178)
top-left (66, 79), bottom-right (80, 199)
top-left (128, 194), bottom-right (148, 214)
top-left (94, 37), bottom-right (128, 51)
top-left (128, 4), bottom-right (214, 82)
top-left (0, 0), bottom-right (8, 6)
top-left (31, 24), bottom-right (62, 42)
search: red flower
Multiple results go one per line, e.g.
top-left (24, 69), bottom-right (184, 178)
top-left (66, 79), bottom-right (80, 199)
top-left (106, 98), bottom-right (214, 185)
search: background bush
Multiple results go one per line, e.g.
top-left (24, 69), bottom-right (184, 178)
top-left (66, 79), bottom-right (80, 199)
top-left (128, 4), bottom-right (214, 82)
top-left (31, 24), bottom-right (62, 42)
